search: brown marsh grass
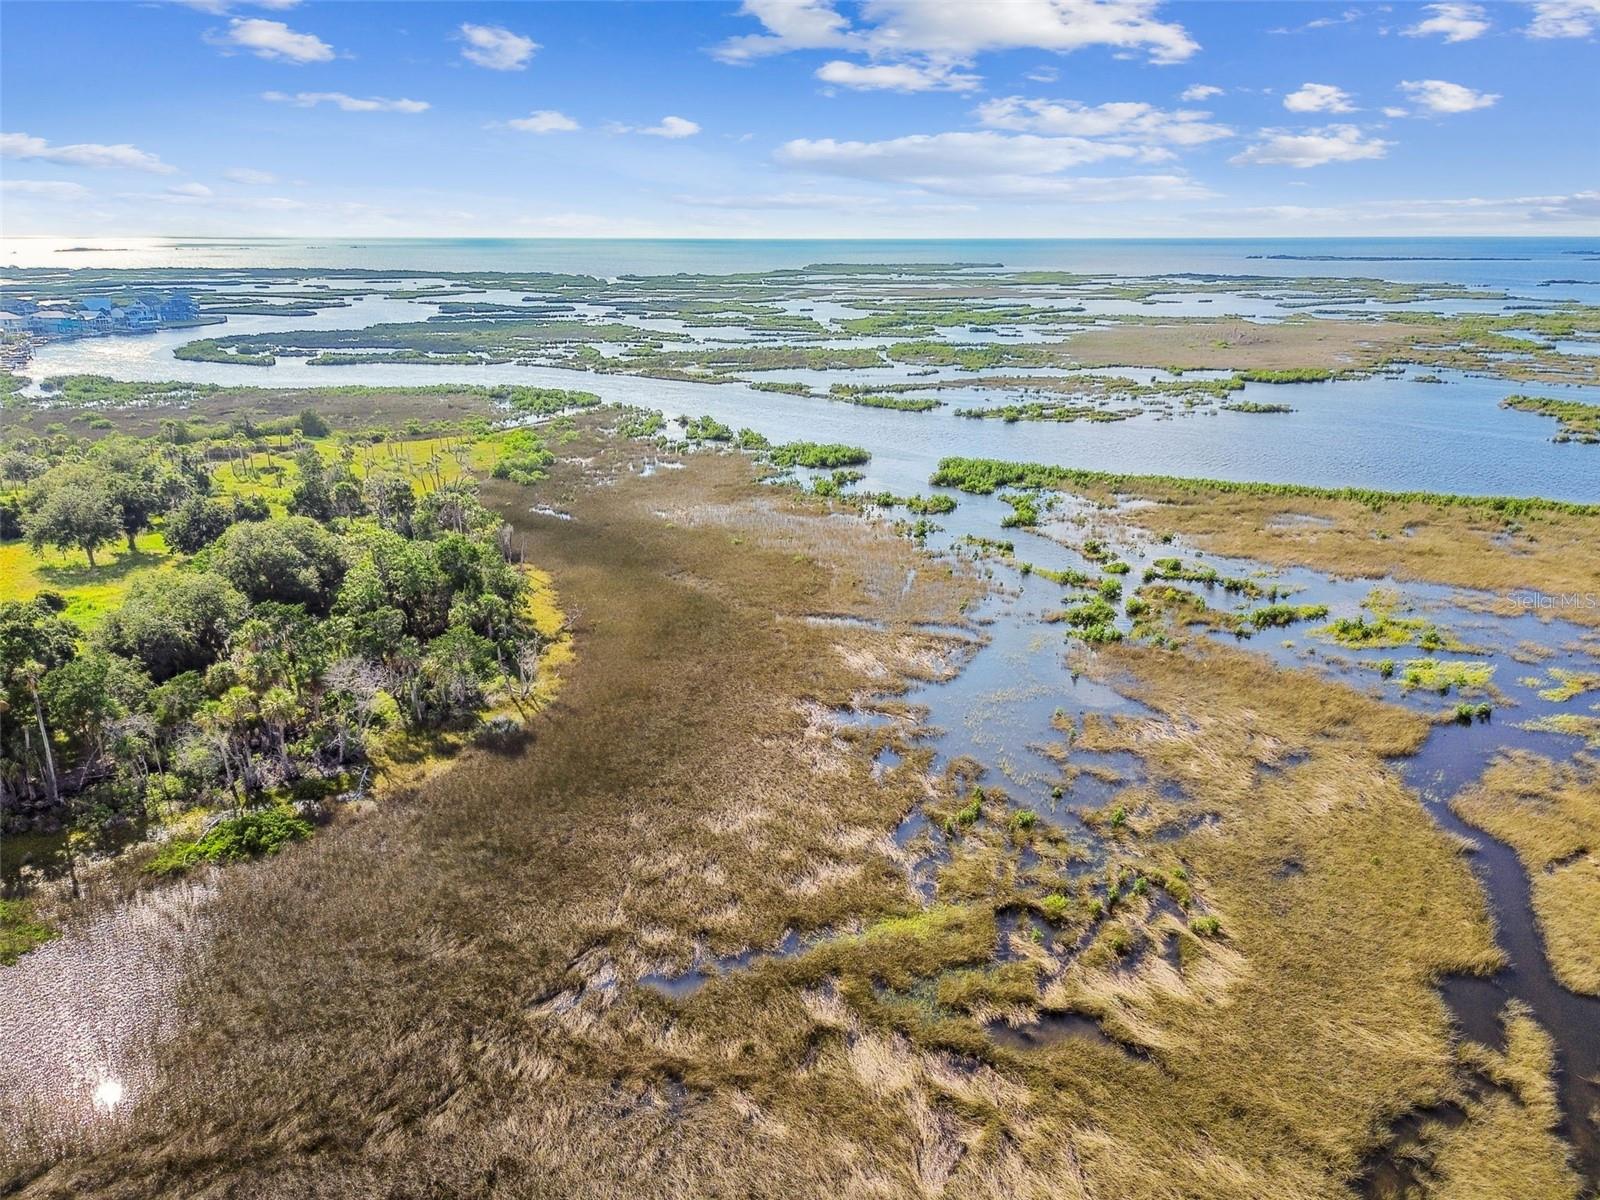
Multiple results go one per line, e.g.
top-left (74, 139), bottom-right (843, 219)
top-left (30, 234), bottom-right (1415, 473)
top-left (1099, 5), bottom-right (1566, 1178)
top-left (0, 385), bottom-right (505, 441)
top-left (1057, 317), bottom-right (1596, 385)
top-left (1043, 478), bottom-right (1600, 631)
top-left (4, 429), bottom-right (1584, 1198)
top-left (1060, 317), bottom-right (1434, 373)
top-left (1070, 642), bottom-right (1583, 1198)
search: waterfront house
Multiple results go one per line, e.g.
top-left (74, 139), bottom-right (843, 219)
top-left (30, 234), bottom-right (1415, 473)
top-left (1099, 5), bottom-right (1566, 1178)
top-left (160, 292), bottom-right (200, 321)
top-left (27, 311), bottom-right (84, 337)
top-left (122, 301), bottom-right (158, 328)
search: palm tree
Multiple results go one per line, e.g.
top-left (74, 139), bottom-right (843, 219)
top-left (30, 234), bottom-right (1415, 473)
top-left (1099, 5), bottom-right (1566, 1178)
top-left (259, 685), bottom-right (297, 777)
top-left (20, 659), bottom-right (59, 806)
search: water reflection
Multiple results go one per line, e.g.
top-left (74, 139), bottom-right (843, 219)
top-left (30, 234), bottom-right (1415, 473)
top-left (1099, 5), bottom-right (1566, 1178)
top-left (0, 879), bottom-right (213, 1141)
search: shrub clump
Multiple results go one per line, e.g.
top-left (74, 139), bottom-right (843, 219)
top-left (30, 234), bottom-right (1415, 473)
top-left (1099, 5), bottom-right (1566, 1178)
top-left (149, 806), bottom-right (313, 876)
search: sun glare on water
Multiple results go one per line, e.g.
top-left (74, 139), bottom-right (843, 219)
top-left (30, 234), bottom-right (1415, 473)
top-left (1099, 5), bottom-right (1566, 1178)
top-left (91, 1077), bottom-right (125, 1112)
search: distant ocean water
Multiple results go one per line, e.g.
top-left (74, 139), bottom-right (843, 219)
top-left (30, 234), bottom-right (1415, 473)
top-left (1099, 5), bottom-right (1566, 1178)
top-left (4, 236), bottom-right (1598, 294)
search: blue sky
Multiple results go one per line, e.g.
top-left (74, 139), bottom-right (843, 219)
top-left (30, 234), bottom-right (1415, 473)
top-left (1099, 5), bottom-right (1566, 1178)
top-left (1, 0), bottom-right (1596, 237)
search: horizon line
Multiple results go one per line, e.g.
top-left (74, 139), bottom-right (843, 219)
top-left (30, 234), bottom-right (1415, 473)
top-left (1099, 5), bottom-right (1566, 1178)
top-left (5, 233), bottom-right (1599, 243)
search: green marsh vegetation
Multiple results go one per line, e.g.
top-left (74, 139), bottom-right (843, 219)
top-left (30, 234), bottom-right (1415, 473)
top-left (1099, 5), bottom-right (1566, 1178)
top-left (998, 491), bottom-right (1042, 528)
top-left (1394, 657), bottom-right (1495, 693)
top-left (955, 400), bottom-right (1139, 423)
top-left (825, 384), bottom-right (943, 411)
top-left (677, 414), bottom-right (734, 443)
top-left (177, 319), bottom-right (673, 369)
top-left (1244, 602), bottom-right (1329, 630)
top-left (1314, 588), bottom-right (1472, 652)
top-left (764, 441), bottom-right (872, 469)
top-left (1234, 368), bottom-right (1336, 384)
top-left (1501, 393), bottom-right (1600, 443)
top-left (748, 380), bottom-right (814, 397)
top-left (0, 898), bottom-right (55, 964)
top-left (928, 457), bottom-right (1600, 517)
top-left (1120, 583), bottom-right (1251, 642)
top-left (864, 492), bottom-right (956, 515)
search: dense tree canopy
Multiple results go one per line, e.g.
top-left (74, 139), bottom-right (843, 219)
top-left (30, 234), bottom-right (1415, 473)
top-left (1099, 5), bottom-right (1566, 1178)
top-left (1, 417), bottom-right (550, 852)
top-left (212, 516), bottom-right (348, 612)
top-left (98, 573), bottom-right (248, 682)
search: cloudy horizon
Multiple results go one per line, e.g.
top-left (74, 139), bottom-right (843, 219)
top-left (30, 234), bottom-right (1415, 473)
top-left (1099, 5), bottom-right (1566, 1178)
top-left (1, 0), bottom-right (1597, 239)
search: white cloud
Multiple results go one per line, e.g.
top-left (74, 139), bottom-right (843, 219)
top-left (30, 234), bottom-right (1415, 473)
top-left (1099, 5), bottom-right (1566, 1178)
top-left (224, 167), bottom-right (277, 184)
top-left (647, 115), bottom-right (701, 138)
top-left (1268, 8), bottom-right (1365, 34)
top-left (816, 59), bottom-right (980, 91)
top-left (1525, 0), bottom-right (1600, 38)
top-left (611, 115), bottom-right (701, 138)
top-left (263, 91), bottom-right (429, 113)
top-left (715, 0), bottom-right (853, 61)
top-left (1398, 79), bottom-right (1499, 113)
top-left (1202, 190), bottom-right (1600, 231)
top-left (0, 179), bottom-right (93, 200)
top-left (1180, 84), bottom-right (1223, 101)
top-left (1231, 124), bottom-right (1390, 167)
top-left (0, 131), bottom-right (176, 174)
top-left (507, 110), bottom-right (581, 134)
top-left (781, 130), bottom-right (1133, 176)
top-left (975, 96), bottom-right (1231, 146)
top-left (716, 0), bottom-right (1198, 66)
top-left (775, 129), bottom-right (1211, 199)
top-left (1283, 83), bottom-right (1355, 113)
top-left (1404, 3), bottom-right (1491, 42)
top-left (1382, 106), bottom-right (1410, 118)
top-left (1026, 65), bottom-right (1059, 83)
top-left (458, 23), bottom-right (539, 70)
top-left (216, 17), bottom-right (333, 63)
top-left (167, 182), bottom-right (214, 198)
